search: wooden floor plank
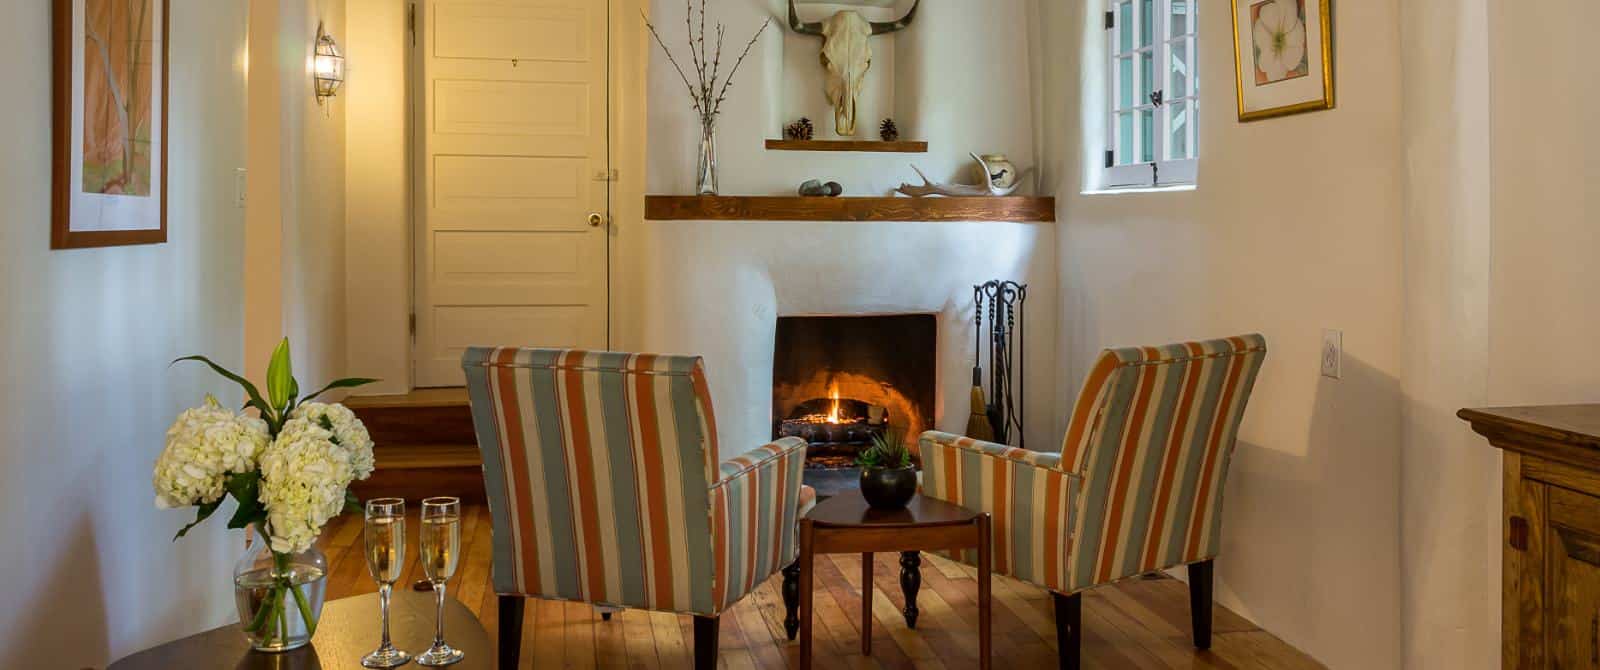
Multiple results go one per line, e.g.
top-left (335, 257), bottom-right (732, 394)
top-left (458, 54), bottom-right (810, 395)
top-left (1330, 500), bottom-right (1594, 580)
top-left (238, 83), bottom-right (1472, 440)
top-left (319, 505), bottom-right (1323, 669)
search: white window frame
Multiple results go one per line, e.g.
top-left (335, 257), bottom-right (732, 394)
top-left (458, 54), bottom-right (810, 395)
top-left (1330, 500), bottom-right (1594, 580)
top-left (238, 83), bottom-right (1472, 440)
top-left (1103, 0), bottom-right (1198, 189)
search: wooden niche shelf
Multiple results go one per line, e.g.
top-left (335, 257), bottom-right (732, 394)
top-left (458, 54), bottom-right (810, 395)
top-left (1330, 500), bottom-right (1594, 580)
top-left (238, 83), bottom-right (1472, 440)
top-left (644, 195), bottom-right (1056, 223)
top-left (765, 139), bottom-right (929, 153)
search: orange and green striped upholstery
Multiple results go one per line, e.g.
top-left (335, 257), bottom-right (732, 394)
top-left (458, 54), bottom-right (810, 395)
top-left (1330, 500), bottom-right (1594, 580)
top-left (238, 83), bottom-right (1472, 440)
top-left (463, 348), bottom-right (812, 617)
top-left (920, 334), bottom-right (1266, 594)
top-left (918, 433), bottom-right (1082, 587)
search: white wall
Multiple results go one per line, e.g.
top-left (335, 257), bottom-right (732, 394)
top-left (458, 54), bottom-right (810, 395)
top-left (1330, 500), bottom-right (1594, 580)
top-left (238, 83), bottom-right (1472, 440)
top-left (1035, 1), bottom-right (1405, 667)
top-left (0, 1), bottom-right (250, 665)
top-left (281, 0), bottom-right (349, 388)
top-left (247, 0), bottom-right (348, 388)
top-left (344, 0), bottom-right (411, 394)
top-left (1398, 0), bottom-right (1498, 666)
top-left (1486, 0), bottom-right (1600, 407)
top-left (646, 0), bottom-right (1040, 196)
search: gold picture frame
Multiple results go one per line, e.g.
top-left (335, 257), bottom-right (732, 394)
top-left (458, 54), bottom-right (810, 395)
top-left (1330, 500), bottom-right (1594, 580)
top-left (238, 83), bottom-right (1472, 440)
top-left (1231, 0), bottom-right (1334, 122)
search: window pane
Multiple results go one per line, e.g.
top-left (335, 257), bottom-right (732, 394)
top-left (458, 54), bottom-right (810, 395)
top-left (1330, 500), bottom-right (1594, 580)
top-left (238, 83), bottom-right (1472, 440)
top-left (1119, 1), bottom-right (1133, 52)
top-left (1139, 109), bottom-right (1154, 163)
top-left (1191, 38), bottom-right (1199, 95)
top-left (1140, 51), bottom-right (1155, 105)
top-left (1169, 0), bottom-right (1190, 37)
top-left (1168, 101), bottom-right (1189, 160)
top-left (1169, 37), bottom-right (1189, 97)
top-left (1118, 112), bottom-right (1133, 164)
top-left (1192, 102), bottom-right (1199, 156)
top-left (1139, 0), bottom-right (1153, 48)
top-left (1116, 56), bottom-right (1132, 108)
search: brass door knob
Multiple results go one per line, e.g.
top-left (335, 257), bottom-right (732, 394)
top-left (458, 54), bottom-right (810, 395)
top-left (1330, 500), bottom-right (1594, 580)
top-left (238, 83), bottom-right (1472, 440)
top-left (588, 213), bottom-right (605, 228)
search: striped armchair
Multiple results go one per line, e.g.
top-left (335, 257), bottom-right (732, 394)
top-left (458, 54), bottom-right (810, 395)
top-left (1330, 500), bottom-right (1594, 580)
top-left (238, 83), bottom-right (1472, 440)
top-left (919, 334), bottom-right (1266, 669)
top-left (462, 349), bottom-right (816, 670)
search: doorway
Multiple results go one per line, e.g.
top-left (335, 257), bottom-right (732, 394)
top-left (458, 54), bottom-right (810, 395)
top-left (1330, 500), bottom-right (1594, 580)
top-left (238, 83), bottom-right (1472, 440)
top-left (411, 0), bottom-right (612, 387)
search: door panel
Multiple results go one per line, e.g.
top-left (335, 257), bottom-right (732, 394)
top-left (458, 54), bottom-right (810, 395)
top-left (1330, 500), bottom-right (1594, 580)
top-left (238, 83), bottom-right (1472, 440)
top-left (1548, 485), bottom-right (1600, 668)
top-left (415, 0), bottom-right (608, 387)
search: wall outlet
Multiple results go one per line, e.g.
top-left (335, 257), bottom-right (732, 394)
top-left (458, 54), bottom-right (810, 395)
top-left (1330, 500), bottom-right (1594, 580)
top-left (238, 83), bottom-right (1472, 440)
top-left (1321, 329), bottom-right (1342, 379)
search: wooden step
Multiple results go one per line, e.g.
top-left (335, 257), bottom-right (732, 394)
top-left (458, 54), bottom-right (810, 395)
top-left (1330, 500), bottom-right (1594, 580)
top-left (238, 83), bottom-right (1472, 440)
top-left (346, 390), bottom-right (485, 503)
top-left (346, 388), bottom-right (475, 447)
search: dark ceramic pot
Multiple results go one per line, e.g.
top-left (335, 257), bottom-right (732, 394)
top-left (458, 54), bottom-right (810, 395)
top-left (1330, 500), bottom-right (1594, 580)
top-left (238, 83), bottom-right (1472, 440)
top-left (859, 465), bottom-right (917, 509)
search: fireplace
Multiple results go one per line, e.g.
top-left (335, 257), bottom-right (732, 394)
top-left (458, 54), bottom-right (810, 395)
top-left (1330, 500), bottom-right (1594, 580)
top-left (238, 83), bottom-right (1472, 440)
top-left (772, 314), bottom-right (937, 497)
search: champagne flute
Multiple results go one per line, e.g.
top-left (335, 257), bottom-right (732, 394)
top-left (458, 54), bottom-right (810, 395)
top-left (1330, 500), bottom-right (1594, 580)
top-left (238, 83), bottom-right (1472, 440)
top-left (416, 497), bottom-right (465, 666)
top-left (362, 498), bottom-right (411, 668)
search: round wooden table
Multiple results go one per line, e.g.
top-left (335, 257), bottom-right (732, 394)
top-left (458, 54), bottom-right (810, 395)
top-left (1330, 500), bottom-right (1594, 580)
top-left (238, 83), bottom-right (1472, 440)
top-left (108, 589), bottom-right (493, 669)
top-left (799, 490), bottom-right (991, 670)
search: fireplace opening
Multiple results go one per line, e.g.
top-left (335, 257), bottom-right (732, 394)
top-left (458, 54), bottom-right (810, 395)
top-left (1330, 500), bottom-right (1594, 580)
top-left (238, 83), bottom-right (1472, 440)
top-left (772, 314), bottom-right (937, 497)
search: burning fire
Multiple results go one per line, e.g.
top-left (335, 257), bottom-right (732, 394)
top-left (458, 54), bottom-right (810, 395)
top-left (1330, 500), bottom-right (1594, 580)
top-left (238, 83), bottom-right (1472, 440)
top-left (794, 382), bottom-right (852, 425)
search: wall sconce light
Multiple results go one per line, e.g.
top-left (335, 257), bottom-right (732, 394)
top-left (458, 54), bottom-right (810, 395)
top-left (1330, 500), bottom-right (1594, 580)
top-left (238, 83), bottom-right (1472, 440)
top-left (313, 23), bottom-right (344, 104)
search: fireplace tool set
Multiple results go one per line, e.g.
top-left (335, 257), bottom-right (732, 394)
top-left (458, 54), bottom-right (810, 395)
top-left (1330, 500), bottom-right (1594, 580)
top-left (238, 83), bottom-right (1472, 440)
top-left (968, 280), bottom-right (1027, 447)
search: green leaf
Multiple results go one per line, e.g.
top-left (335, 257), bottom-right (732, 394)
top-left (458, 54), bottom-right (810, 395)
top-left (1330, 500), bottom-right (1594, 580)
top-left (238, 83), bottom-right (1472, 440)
top-left (173, 498), bottom-right (223, 541)
top-left (172, 355), bottom-right (272, 421)
top-left (225, 472), bottom-right (266, 529)
top-left (298, 377), bottom-right (382, 406)
top-left (342, 490), bottom-right (361, 515)
top-left (266, 339), bottom-right (294, 412)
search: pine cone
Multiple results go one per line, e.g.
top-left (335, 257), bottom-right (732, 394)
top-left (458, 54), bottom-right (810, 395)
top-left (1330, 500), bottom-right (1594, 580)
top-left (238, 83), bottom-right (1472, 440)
top-left (879, 118), bottom-right (900, 142)
top-left (785, 117), bottom-right (816, 141)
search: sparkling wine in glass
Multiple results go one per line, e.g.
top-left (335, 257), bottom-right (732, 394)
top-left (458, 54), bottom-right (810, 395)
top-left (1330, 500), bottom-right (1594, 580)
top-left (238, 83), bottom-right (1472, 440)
top-left (416, 497), bottom-right (465, 666)
top-left (362, 498), bottom-right (411, 668)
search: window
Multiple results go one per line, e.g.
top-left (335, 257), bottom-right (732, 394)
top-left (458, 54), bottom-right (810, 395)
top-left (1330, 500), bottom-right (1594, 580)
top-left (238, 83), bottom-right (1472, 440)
top-left (1104, 0), bottom-right (1197, 188)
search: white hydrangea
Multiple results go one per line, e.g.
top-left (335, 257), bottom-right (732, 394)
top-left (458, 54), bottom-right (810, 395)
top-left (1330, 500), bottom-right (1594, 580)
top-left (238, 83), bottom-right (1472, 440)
top-left (289, 402), bottom-right (375, 480)
top-left (258, 417), bottom-right (356, 554)
top-left (152, 395), bottom-right (271, 510)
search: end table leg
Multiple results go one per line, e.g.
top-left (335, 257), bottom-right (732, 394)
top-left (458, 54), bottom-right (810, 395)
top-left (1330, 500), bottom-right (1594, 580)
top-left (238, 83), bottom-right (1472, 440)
top-left (782, 561), bottom-right (801, 640)
top-left (861, 552), bottom-right (873, 656)
top-left (899, 551), bottom-right (921, 628)
top-left (800, 520), bottom-right (815, 670)
top-left (977, 514), bottom-right (992, 670)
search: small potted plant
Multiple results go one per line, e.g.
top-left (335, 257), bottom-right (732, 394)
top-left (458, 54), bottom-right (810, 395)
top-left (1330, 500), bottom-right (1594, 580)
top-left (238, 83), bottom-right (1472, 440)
top-left (857, 430), bottom-right (916, 509)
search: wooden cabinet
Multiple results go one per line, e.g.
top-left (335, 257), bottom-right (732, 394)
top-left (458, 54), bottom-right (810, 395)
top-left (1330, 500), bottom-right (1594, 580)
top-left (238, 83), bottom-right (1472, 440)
top-left (1461, 405), bottom-right (1600, 668)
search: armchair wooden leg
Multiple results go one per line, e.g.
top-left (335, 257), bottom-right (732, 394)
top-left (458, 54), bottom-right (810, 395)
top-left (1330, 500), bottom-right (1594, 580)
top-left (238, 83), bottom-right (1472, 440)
top-left (899, 551), bottom-right (921, 628)
top-left (782, 561), bottom-right (801, 640)
top-left (694, 615), bottom-right (720, 670)
top-left (498, 595), bottom-right (524, 670)
top-left (1053, 591), bottom-right (1081, 670)
top-left (1189, 560), bottom-right (1214, 650)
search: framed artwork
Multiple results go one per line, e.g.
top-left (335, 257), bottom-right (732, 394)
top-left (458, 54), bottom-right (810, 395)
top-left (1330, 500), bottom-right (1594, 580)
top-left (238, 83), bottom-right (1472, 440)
top-left (1230, 0), bottom-right (1333, 122)
top-left (52, 0), bottom-right (169, 249)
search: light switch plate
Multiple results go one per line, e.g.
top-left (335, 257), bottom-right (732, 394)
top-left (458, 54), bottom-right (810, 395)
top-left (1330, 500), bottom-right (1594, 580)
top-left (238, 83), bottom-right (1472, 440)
top-left (234, 168), bottom-right (247, 208)
top-left (1321, 329), bottom-right (1342, 379)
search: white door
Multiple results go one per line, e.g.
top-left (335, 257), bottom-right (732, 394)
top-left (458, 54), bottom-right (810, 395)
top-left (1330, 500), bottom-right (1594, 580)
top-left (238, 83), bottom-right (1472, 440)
top-left (414, 0), bottom-right (610, 387)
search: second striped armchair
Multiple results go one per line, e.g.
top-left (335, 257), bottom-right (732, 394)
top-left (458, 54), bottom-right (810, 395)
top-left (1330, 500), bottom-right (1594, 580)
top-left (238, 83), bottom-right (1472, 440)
top-left (462, 348), bottom-right (817, 670)
top-left (919, 334), bottom-right (1267, 669)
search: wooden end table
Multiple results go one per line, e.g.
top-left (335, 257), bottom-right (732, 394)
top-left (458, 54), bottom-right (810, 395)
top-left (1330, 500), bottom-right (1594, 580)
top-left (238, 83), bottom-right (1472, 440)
top-left (799, 490), bottom-right (991, 669)
top-left (109, 589), bottom-right (493, 669)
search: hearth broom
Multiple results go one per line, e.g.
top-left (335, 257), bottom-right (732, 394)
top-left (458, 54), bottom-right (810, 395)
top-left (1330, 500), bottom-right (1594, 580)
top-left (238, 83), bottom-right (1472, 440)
top-left (966, 288), bottom-right (996, 441)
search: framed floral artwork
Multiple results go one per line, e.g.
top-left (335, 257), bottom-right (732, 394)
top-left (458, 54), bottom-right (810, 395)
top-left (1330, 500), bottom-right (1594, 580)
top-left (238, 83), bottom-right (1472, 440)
top-left (52, 0), bottom-right (169, 249)
top-left (1231, 0), bottom-right (1334, 121)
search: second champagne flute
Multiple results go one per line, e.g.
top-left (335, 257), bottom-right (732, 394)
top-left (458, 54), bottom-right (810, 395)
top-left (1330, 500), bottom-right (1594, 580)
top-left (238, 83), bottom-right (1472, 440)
top-left (361, 498), bottom-right (410, 668)
top-left (416, 497), bottom-right (465, 666)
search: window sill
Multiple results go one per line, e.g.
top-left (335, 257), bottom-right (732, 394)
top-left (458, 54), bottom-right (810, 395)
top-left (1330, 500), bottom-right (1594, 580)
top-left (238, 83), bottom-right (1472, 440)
top-left (1080, 184), bottom-right (1197, 196)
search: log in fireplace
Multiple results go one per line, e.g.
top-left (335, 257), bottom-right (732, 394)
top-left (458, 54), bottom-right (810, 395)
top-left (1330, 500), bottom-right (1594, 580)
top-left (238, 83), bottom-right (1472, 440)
top-left (772, 314), bottom-right (937, 497)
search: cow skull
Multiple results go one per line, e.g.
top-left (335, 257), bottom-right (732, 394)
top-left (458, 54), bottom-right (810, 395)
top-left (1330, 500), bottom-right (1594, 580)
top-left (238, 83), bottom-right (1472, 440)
top-left (789, 0), bottom-right (919, 137)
